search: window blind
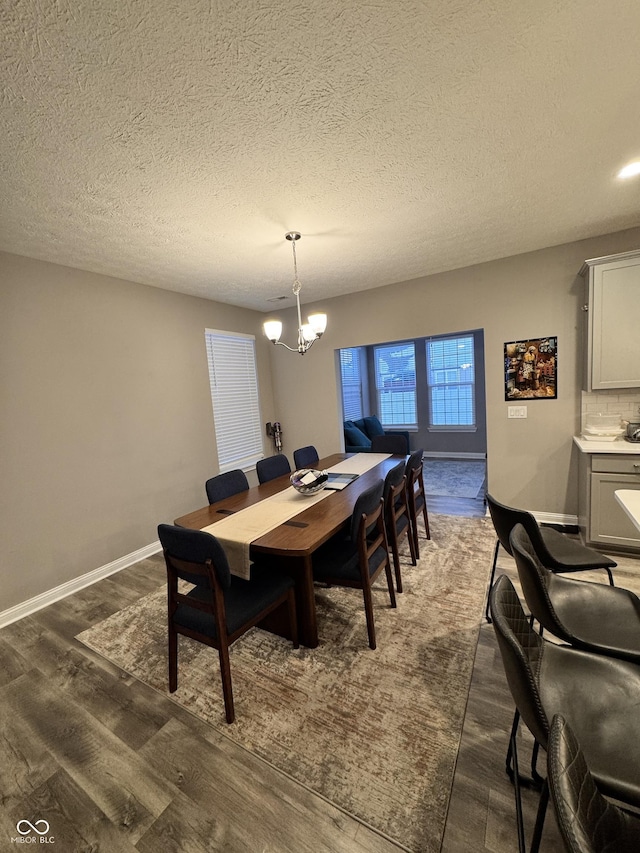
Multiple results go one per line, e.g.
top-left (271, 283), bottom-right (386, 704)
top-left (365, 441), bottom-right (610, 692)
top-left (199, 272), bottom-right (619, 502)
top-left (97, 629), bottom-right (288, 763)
top-left (374, 342), bottom-right (417, 427)
top-left (339, 347), bottom-right (364, 421)
top-left (205, 329), bottom-right (263, 471)
top-left (426, 335), bottom-right (475, 426)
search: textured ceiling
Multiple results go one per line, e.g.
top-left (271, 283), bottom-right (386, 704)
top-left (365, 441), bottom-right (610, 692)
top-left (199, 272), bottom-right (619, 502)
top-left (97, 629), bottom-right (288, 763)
top-left (1, 0), bottom-right (640, 312)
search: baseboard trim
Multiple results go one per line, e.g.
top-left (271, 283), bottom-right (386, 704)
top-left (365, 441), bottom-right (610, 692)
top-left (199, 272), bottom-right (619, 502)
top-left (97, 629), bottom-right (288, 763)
top-left (0, 541), bottom-right (162, 629)
top-left (483, 508), bottom-right (578, 528)
top-left (534, 511), bottom-right (578, 527)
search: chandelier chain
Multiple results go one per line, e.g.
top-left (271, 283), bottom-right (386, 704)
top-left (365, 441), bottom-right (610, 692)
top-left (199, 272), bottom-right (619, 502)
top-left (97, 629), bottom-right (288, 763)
top-left (291, 239), bottom-right (301, 295)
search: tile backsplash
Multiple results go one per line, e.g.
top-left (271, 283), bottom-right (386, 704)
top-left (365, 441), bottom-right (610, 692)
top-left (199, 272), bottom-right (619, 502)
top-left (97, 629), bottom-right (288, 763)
top-left (581, 389), bottom-right (640, 428)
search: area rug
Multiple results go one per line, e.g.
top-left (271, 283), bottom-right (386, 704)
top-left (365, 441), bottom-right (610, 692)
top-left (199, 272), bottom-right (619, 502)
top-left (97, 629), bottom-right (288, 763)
top-left (423, 459), bottom-right (486, 499)
top-left (76, 514), bottom-right (495, 852)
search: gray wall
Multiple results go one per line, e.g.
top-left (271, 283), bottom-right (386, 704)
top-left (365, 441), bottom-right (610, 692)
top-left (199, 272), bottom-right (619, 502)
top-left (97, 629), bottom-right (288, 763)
top-left (0, 252), bottom-right (276, 612)
top-left (269, 226), bottom-right (640, 515)
top-left (4, 224), bottom-right (640, 613)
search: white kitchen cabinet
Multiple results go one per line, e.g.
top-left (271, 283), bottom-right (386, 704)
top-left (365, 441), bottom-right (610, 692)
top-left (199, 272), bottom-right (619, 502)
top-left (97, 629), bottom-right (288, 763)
top-left (580, 248), bottom-right (640, 390)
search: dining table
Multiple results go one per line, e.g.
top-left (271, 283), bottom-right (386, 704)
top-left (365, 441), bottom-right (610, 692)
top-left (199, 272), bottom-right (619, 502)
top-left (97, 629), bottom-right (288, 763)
top-left (174, 452), bottom-right (403, 647)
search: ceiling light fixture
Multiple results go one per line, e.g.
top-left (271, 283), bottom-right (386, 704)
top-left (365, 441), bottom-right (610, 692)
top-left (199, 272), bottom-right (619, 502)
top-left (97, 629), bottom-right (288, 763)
top-left (263, 232), bottom-right (327, 355)
top-left (618, 161), bottom-right (640, 179)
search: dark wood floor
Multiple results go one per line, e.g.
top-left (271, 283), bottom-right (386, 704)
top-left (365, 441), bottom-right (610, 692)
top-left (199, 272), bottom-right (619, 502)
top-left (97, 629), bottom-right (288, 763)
top-left (3, 485), bottom-right (620, 852)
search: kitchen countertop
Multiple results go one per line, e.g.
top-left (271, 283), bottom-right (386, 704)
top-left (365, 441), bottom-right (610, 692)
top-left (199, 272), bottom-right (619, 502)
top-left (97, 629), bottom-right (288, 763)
top-left (573, 436), bottom-right (640, 454)
top-left (615, 490), bottom-right (640, 532)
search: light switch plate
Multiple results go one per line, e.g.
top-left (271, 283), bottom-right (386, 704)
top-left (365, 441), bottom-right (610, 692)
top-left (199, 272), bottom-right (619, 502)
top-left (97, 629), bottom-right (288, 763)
top-left (508, 406), bottom-right (528, 418)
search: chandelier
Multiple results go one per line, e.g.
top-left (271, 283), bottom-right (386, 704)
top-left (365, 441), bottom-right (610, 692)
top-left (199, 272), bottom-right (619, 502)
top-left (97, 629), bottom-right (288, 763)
top-left (263, 232), bottom-right (327, 354)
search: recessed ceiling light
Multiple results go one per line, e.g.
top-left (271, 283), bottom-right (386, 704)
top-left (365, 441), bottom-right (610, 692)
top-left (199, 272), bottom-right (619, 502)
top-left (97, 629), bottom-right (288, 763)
top-left (618, 161), bottom-right (640, 179)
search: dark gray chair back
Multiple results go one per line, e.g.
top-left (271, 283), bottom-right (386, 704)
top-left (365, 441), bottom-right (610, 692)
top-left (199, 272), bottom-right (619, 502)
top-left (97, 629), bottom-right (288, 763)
top-left (487, 492), bottom-right (544, 558)
top-left (548, 715), bottom-right (640, 853)
top-left (293, 445), bottom-right (319, 469)
top-left (371, 434), bottom-right (408, 454)
top-left (510, 523), bottom-right (565, 637)
top-left (405, 448), bottom-right (423, 474)
top-left (349, 479), bottom-right (385, 542)
top-left (489, 574), bottom-right (548, 748)
top-left (256, 453), bottom-right (291, 484)
top-left (158, 523), bottom-right (231, 589)
top-left (383, 460), bottom-right (405, 503)
top-left (205, 469), bottom-right (249, 504)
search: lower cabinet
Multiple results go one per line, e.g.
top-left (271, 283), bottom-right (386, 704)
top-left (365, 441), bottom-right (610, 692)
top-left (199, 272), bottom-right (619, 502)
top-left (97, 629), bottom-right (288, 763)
top-left (579, 454), bottom-right (640, 550)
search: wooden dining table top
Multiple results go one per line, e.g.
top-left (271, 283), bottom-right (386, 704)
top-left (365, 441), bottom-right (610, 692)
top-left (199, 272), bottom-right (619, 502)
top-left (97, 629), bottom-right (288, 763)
top-left (174, 453), bottom-right (404, 557)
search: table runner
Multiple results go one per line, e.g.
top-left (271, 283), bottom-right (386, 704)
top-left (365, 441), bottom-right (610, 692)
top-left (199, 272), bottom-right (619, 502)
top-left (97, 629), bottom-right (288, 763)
top-left (203, 453), bottom-right (391, 578)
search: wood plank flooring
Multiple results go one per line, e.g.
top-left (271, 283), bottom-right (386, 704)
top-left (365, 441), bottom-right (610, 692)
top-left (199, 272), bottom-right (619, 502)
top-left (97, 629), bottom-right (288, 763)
top-left (2, 486), bottom-right (633, 851)
top-left (0, 556), bottom-right (404, 853)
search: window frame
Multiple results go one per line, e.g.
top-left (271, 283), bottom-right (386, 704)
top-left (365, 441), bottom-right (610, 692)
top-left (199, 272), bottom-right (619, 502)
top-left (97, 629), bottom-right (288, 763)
top-left (373, 340), bottom-right (417, 429)
top-left (425, 334), bottom-right (476, 431)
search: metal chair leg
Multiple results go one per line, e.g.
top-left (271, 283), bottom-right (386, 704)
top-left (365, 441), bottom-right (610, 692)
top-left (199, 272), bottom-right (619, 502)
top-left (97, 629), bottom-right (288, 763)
top-left (510, 722), bottom-right (526, 853)
top-left (531, 739), bottom-right (544, 786)
top-left (485, 539), bottom-right (500, 622)
top-left (506, 709), bottom-right (547, 853)
top-left (530, 779), bottom-right (549, 853)
top-left (506, 709), bottom-right (543, 790)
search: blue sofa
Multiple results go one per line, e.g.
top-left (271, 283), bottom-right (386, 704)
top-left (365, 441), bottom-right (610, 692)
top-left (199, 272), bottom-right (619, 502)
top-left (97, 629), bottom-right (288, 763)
top-left (343, 415), bottom-right (410, 453)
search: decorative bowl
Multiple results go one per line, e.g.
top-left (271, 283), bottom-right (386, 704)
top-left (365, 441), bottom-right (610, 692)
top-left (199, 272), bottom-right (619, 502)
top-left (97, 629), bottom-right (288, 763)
top-left (290, 468), bottom-right (328, 495)
top-left (584, 413), bottom-right (622, 433)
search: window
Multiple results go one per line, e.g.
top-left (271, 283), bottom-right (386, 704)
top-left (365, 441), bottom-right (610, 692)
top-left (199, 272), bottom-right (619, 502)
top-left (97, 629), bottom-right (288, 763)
top-left (339, 347), bottom-right (364, 421)
top-left (374, 342), bottom-right (417, 427)
top-left (205, 329), bottom-right (263, 471)
top-left (426, 335), bottom-right (475, 427)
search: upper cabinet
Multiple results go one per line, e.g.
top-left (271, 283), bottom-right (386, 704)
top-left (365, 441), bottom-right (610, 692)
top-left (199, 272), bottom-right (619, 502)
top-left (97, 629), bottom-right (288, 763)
top-left (581, 249), bottom-right (640, 390)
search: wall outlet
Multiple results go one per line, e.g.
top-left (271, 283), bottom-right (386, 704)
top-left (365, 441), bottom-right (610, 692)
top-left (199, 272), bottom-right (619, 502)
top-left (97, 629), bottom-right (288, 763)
top-left (508, 406), bottom-right (528, 419)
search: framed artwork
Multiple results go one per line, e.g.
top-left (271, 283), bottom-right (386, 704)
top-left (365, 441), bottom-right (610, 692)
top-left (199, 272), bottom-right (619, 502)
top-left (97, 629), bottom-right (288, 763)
top-left (504, 337), bottom-right (557, 400)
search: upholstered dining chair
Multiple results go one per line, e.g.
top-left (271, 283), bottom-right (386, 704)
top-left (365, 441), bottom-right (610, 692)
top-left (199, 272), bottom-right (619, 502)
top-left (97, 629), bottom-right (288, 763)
top-left (370, 433), bottom-right (409, 454)
top-left (405, 449), bottom-right (430, 556)
top-left (293, 445), bottom-right (319, 469)
top-left (205, 469), bottom-right (249, 504)
top-left (383, 460), bottom-right (416, 592)
top-left (484, 492), bottom-right (616, 622)
top-left (256, 453), bottom-right (291, 484)
top-left (510, 523), bottom-right (640, 662)
top-left (547, 715), bottom-right (640, 853)
top-left (311, 479), bottom-right (395, 649)
top-left (489, 574), bottom-right (640, 853)
top-left (158, 524), bottom-right (298, 724)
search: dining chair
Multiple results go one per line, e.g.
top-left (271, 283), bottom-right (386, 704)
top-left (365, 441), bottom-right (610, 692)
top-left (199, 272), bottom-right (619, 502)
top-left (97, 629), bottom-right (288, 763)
top-left (489, 574), bottom-right (640, 853)
top-left (256, 453), bottom-right (291, 484)
top-left (484, 492), bottom-right (616, 622)
top-left (293, 445), bottom-right (319, 469)
top-left (370, 433), bottom-right (409, 454)
top-left (383, 460), bottom-right (416, 592)
top-left (547, 714), bottom-right (640, 853)
top-left (405, 449), bottom-right (430, 556)
top-left (311, 479), bottom-right (395, 649)
top-left (205, 469), bottom-right (249, 504)
top-left (510, 523), bottom-right (640, 662)
top-left (158, 524), bottom-right (298, 724)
